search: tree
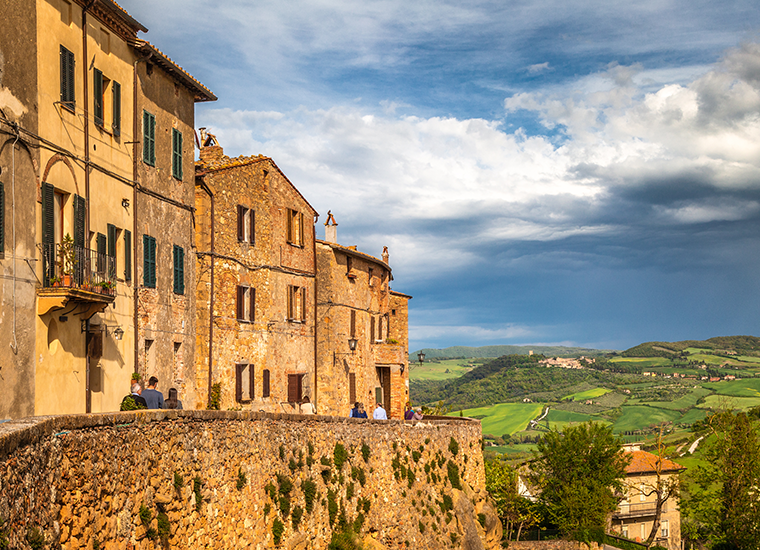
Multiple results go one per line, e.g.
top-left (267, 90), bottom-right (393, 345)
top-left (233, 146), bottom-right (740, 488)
top-left (530, 422), bottom-right (629, 539)
top-left (484, 458), bottom-right (540, 541)
top-left (683, 410), bottom-right (760, 549)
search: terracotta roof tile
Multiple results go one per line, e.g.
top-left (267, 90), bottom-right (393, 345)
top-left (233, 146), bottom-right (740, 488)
top-left (131, 40), bottom-right (216, 102)
top-left (625, 450), bottom-right (685, 475)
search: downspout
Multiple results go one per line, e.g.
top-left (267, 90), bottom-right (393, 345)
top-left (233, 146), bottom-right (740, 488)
top-left (199, 179), bottom-right (214, 407)
top-left (312, 214), bottom-right (318, 408)
top-left (82, 0), bottom-right (95, 414)
top-left (9, 126), bottom-right (20, 355)
top-left (132, 52), bottom-right (151, 378)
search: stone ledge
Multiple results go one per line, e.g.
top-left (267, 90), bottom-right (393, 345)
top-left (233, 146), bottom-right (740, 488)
top-left (0, 409), bottom-right (478, 459)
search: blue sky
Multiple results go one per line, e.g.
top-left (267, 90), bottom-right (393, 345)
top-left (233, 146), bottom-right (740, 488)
top-left (124, 0), bottom-right (760, 351)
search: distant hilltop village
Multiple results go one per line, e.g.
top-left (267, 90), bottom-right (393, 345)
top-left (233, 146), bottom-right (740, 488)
top-left (0, 0), bottom-right (411, 420)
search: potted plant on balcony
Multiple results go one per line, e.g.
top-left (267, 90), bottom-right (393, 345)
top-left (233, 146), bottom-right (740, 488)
top-left (98, 280), bottom-right (116, 295)
top-left (57, 233), bottom-right (76, 287)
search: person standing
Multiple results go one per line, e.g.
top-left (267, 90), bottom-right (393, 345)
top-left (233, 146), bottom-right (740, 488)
top-left (166, 388), bottom-right (183, 410)
top-left (373, 402), bottom-right (387, 420)
top-left (121, 383), bottom-right (147, 410)
top-left (142, 376), bottom-right (165, 409)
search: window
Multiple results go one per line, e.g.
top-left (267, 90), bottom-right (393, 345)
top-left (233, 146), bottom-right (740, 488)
top-left (621, 527), bottom-right (628, 538)
top-left (346, 255), bottom-right (356, 278)
top-left (172, 128), bottom-right (183, 179)
top-left (287, 285), bottom-right (306, 322)
top-left (143, 234), bottom-right (156, 288)
top-left (124, 230), bottom-right (131, 282)
top-left (660, 520), bottom-right (669, 538)
top-left (112, 81), bottom-right (121, 136)
top-left (237, 205), bottom-right (254, 243)
top-left (350, 310), bottom-right (356, 338)
top-left (236, 285), bottom-right (255, 322)
top-left (639, 483), bottom-right (646, 502)
top-left (107, 224), bottom-right (119, 279)
top-left (143, 111), bottom-right (156, 166)
top-left (173, 245), bottom-right (185, 294)
top-left (370, 315), bottom-right (375, 342)
top-left (262, 369), bottom-right (270, 398)
top-left (349, 372), bottom-right (356, 404)
top-left (287, 373), bottom-right (304, 403)
top-left (286, 208), bottom-right (304, 247)
top-left (60, 45), bottom-right (75, 111)
top-left (368, 268), bottom-right (373, 286)
top-left (93, 69), bottom-right (104, 126)
top-left (235, 363), bottom-right (254, 402)
top-left (96, 232), bottom-right (106, 274)
top-left (144, 339), bottom-right (155, 371)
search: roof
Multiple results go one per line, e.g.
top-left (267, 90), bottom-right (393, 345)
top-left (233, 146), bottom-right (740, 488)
top-left (625, 450), bottom-right (685, 475)
top-left (196, 153), bottom-right (318, 216)
top-left (390, 290), bottom-right (413, 300)
top-left (131, 40), bottom-right (216, 102)
top-left (316, 240), bottom-right (392, 275)
top-left (99, 0), bottom-right (148, 33)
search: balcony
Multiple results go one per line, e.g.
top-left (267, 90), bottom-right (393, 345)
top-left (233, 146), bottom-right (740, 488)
top-left (613, 502), bottom-right (666, 519)
top-left (372, 341), bottom-right (406, 365)
top-left (37, 243), bottom-right (116, 316)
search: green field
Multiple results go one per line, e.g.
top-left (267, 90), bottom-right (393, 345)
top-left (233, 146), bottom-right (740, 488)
top-left (543, 409), bottom-right (602, 431)
top-left (563, 388), bottom-right (611, 401)
top-left (612, 406), bottom-right (682, 433)
top-left (696, 394), bottom-right (760, 411)
top-left (410, 359), bottom-right (479, 381)
top-left (456, 402), bottom-right (544, 436)
top-left (641, 387), bottom-right (714, 411)
top-left (678, 408), bottom-right (708, 424)
top-left (703, 378), bottom-right (760, 397)
top-left (609, 357), bottom-right (672, 367)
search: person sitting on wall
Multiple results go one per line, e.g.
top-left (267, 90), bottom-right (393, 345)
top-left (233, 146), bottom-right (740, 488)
top-left (166, 388), bottom-right (183, 410)
top-left (373, 402), bottom-right (388, 420)
top-left (142, 376), bottom-right (165, 409)
top-left (404, 403), bottom-right (414, 420)
top-left (121, 383), bottom-right (148, 410)
top-left (300, 396), bottom-right (316, 415)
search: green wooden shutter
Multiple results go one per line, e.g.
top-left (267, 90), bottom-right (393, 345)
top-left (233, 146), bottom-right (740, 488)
top-left (172, 129), bottom-right (183, 179)
top-left (107, 224), bottom-right (116, 279)
top-left (143, 111), bottom-right (155, 166)
top-left (93, 69), bottom-right (103, 126)
top-left (173, 245), bottom-right (184, 294)
top-left (73, 194), bottom-right (86, 248)
top-left (42, 183), bottom-right (54, 246)
top-left (143, 235), bottom-right (156, 288)
top-left (112, 81), bottom-right (121, 136)
top-left (124, 230), bottom-right (131, 282)
top-left (0, 181), bottom-right (4, 255)
top-left (96, 232), bottom-right (106, 274)
top-left (60, 46), bottom-right (75, 109)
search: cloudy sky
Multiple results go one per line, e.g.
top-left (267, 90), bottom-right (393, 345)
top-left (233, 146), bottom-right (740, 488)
top-left (124, 0), bottom-right (760, 351)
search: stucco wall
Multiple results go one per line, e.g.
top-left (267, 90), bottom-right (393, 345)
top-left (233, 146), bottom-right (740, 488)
top-left (0, 412), bottom-right (499, 550)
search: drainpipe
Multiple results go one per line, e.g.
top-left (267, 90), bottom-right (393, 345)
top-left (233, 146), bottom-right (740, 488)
top-left (9, 126), bottom-right (20, 355)
top-left (198, 179), bottom-right (215, 407)
top-left (132, 52), bottom-right (151, 378)
top-left (312, 214), bottom-right (318, 409)
top-left (82, 0), bottom-right (95, 414)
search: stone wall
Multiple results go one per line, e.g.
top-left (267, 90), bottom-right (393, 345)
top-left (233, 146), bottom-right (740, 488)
top-left (508, 543), bottom-right (601, 550)
top-left (0, 412), bottom-right (500, 549)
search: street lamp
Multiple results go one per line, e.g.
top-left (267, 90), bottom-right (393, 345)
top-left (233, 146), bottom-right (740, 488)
top-left (348, 338), bottom-right (357, 353)
top-left (418, 352), bottom-right (425, 365)
top-left (113, 327), bottom-right (124, 341)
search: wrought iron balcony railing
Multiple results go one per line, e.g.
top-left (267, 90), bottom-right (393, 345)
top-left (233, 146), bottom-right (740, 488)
top-left (39, 242), bottom-right (116, 293)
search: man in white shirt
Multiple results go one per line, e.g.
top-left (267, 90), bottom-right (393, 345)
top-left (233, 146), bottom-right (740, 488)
top-left (373, 402), bottom-right (387, 420)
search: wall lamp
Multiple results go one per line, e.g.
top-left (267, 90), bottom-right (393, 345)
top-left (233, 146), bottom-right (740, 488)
top-left (418, 352), bottom-right (425, 365)
top-left (81, 322), bottom-right (124, 340)
top-left (334, 338), bottom-right (358, 363)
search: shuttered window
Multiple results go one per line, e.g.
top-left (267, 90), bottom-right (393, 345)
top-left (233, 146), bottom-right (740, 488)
top-left (287, 285), bottom-right (306, 322)
top-left (286, 208), bottom-right (304, 247)
top-left (143, 234), bottom-right (156, 288)
top-left (236, 285), bottom-right (255, 322)
top-left (237, 205), bottom-right (254, 243)
top-left (112, 81), bottom-right (121, 136)
top-left (73, 194), bottom-right (86, 248)
top-left (59, 45), bottom-right (75, 111)
top-left (173, 245), bottom-right (185, 294)
top-left (370, 315), bottom-right (375, 343)
top-left (0, 182), bottom-right (4, 255)
top-left (349, 373), bottom-right (356, 404)
top-left (142, 111), bottom-right (156, 166)
top-left (262, 369), bottom-right (271, 398)
top-left (93, 68), bottom-right (104, 126)
top-left (107, 224), bottom-right (117, 279)
top-left (124, 230), bottom-right (131, 282)
top-left (235, 363), bottom-right (255, 403)
top-left (96, 233), bottom-right (106, 274)
top-left (287, 374), bottom-right (304, 403)
top-left (350, 310), bottom-right (356, 338)
top-left (41, 183), bottom-right (55, 284)
top-left (172, 128), bottom-right (183, 180)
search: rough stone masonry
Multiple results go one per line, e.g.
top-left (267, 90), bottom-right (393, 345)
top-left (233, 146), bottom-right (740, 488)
top-left (0, 411), bottom-right (501, 549)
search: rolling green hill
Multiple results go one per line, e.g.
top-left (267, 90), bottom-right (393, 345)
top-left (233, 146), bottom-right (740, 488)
top-left (410, 344), bottom-right (615, 361)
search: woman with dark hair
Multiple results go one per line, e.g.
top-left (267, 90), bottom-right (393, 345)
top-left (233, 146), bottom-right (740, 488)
top-left (166, 388), bottom-right (183, 410)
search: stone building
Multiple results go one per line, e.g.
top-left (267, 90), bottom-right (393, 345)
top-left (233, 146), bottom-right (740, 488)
top-left (0, 0), bottom-right (213, 418)
top-left (611, 444), bottom-right (685, 550)
top-left (316, 215), bottom-right (411, 419)
top-left (194, 141), bottom-right (318, 411)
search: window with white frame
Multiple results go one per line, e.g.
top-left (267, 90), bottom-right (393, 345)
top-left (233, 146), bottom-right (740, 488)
top-left (660, 520), bottom-right (669, 538)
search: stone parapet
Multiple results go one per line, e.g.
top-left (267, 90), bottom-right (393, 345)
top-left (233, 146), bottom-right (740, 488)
top-left (0, 411), bottom-right (498, 549)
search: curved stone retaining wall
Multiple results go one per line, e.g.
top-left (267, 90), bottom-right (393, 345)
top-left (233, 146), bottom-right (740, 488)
top-left (0, 411), bottom-right (500, 549)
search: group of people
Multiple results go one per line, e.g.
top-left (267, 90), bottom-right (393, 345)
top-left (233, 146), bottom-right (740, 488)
top-left (121, 376), bottom-right (182, 410)
top-left (348, 401), bottom-right (423, 421)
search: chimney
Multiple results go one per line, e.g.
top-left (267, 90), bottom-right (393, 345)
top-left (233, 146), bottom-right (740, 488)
top-left (199, 145), bottom-right (224, 162)
top-left (382, 246), bottom-right (389, 264)
top-left (324, 210), bottom-right (338, 243)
